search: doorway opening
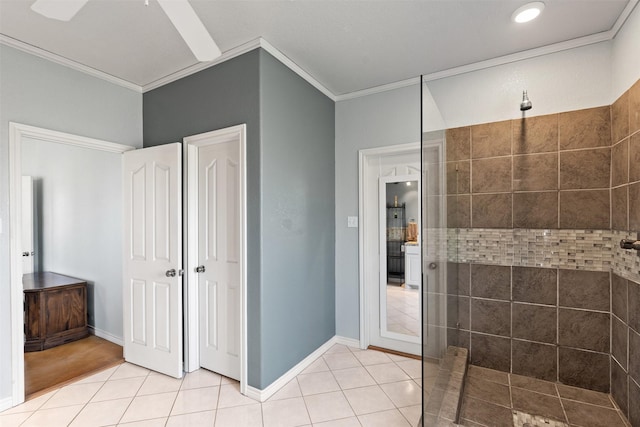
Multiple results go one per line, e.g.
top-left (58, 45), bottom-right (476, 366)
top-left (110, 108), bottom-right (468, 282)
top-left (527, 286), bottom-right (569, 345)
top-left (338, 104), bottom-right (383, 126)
top-left (358, 143), bottom-right (422, 356)
top-left (8, 123), bottom-right (133, 406)
top-left (184, 125), bottom-right (248, 394)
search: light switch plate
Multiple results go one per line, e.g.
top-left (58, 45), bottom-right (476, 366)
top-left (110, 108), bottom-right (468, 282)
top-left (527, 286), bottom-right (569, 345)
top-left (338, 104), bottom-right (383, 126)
top-left (347, 216), bottom-right (358, 228)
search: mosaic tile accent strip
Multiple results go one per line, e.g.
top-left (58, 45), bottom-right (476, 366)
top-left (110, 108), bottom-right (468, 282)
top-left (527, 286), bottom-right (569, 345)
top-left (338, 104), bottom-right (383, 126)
top-left (512, 410), bottom-right (568, 427)
top-left (443, 228), bottom-right (640, 283)
top-left (612, 230), bottom-right (640, 283)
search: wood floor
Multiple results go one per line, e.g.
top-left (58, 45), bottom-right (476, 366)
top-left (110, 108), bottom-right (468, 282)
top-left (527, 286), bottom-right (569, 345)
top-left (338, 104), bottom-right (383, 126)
top-left (25, 335), bottom-right (124, 399)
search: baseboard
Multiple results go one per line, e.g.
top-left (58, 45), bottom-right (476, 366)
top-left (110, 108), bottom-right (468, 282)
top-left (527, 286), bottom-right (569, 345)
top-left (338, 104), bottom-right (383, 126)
top-left (334, 335), bottom-right (361, 348)
top-left (0, 396), bottom-right (14, 412)
top-left (245, 335), bottom-right (361, 402)
top-left (88, 326), bottom-right (124, 347)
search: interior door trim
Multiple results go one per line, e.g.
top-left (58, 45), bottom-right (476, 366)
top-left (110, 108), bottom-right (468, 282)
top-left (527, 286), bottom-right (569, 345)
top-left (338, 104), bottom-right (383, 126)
top-left (7, 122), bottom-right (134, 409)
top-left (357, 142), bottom-right (421, 352)
top-left (183, 124), bottom-right (248, 395)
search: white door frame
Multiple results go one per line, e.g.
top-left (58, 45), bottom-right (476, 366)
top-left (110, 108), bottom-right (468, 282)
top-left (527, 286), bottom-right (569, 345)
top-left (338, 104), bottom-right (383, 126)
top-left (183, 124), bottom-right (248, 394)
top-left (7, 122), bottom-right (134, 408)
top-left (358, 142), bottom-right (420, 351)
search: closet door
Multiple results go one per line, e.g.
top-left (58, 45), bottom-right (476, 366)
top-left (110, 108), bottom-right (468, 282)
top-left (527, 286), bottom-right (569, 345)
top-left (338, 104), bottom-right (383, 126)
top-left (122, 143), bottom-right (183, 378)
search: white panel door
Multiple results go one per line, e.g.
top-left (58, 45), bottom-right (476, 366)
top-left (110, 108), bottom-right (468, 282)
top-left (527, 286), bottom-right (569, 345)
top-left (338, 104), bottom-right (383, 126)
top-left (198, 139), bottom-right (241, 380)
top-left (123, 143), bottom-right (182, 378)
top-left (21, 176), bottom-right (34, 274)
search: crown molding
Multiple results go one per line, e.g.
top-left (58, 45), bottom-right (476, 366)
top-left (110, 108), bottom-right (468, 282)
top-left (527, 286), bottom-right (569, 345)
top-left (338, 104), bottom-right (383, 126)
top-left (142, 38), bottom-right (262, 92)
top-left (143, 38), bottom-right (337, 100)
top-left (0, 34), bottom-right (142, 93)
top-left (423, 31), bottom-right (612, 82)
top-left (335, 0), bottom-right (638, 101)
top-left (2, 0), bottom-right (637, 101)
top-left (336, 32), bottom-right (613, 102)
top-left (611, 0), bottom-right (639, 37)
top-left (258, 38), bottom-right (336, 101)
top-left (335, 77), bottom-right (420, 102)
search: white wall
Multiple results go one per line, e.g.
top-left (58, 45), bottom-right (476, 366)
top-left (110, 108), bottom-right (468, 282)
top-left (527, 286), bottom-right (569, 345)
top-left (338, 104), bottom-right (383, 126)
top-left (22, 138), bottom-right (124, 342)
top-left (0, 45), bottom-right (142, 403)
top-left (612, 3), bottom-right (640, 100)
top-left (335, 85), bottom-right (420, 339)
top-left (426, 41), bottom-right (613, 129)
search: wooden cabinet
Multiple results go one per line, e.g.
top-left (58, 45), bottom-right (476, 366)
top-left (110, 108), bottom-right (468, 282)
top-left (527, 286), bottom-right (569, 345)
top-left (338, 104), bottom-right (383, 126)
top-left (23, 272), bottom-right (89, 352)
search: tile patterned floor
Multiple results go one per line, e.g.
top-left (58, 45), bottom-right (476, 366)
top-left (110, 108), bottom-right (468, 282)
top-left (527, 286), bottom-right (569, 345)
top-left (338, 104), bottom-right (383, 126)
top-left (386, 285), bottom-right (420, 337)
top-left (459, 365), bottom-right (631, 427)
top-left (1, 344), bottom-right (436, 427)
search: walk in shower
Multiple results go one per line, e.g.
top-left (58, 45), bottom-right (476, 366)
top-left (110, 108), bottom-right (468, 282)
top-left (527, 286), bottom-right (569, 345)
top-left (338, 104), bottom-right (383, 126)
top-left (419, 76), bottom-right (468, 426)
top-left (419, 72), bottom-right (640, 426)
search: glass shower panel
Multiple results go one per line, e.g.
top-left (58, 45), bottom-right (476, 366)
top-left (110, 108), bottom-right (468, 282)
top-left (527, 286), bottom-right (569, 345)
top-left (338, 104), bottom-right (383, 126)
top-left (421, 76), bottom-right (466, 426)
top-left (421, 132), bottom-right (447, 361)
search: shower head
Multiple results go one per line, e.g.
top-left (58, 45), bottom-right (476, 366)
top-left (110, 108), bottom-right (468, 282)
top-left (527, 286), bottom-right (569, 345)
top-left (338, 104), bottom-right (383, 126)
top-left (520, 90), bottom-right (532, 111)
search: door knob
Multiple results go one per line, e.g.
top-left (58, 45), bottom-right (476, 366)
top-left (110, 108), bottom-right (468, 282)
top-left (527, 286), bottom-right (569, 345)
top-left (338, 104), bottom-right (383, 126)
top-left (428, 262), bottom-right (437, 270)
top-left (22, 252), bottom-right (30, 257)
top-left (166, 269), bottom-right (177, 277)
top-left (195, 265), bottom-right (206, 273)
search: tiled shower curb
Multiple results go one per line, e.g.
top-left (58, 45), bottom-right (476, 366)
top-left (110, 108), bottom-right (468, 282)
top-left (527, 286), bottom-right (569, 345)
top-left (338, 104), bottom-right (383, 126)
top-left (422, 346), bottom-right (468, 426)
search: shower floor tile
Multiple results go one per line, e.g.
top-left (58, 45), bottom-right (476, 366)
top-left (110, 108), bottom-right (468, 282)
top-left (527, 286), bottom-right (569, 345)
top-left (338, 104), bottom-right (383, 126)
top-left (459, 366), bottom-right (630, 427)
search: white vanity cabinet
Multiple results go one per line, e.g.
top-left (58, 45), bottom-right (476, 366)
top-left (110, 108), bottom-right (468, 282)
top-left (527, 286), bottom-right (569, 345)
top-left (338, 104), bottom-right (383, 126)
top-left (404, 244), bottom-right (421, 289)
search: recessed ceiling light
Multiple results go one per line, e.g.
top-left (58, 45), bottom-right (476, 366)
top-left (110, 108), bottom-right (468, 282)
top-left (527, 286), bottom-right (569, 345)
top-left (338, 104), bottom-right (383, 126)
top-left (512, 2), bottom-right (545, 23)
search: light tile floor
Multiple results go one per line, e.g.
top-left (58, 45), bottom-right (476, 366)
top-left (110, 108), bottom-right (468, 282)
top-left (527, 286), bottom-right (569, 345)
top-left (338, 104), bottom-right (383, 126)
top-left (386, 285), bottom-right (420, 337)
top-left (1, 344), bottom-right (436, 427)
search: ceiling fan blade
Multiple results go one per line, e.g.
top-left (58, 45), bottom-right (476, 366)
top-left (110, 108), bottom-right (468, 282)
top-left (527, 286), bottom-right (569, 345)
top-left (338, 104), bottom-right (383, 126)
top-left (157, 0), bottom-right (221, 62)
top-left (30, 0), bottom-right (89, 21)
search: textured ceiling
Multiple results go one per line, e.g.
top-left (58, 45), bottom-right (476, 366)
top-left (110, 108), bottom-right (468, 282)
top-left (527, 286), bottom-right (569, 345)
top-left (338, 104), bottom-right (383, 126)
top-left (0, 0), bottom-right (634, 95)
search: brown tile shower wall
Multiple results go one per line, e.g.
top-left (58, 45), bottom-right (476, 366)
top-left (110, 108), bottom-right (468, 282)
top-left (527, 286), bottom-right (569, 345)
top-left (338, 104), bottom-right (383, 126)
top-left (611, 80), bottom-right (640, 232)
top-left (611, 273), bottom-right (640, 426)
top-left (445, 78), bottom-right (640, 425)
top-left (448, 265), bottom-right (612, 392)
top-left (609, 79), bottom-right (640, 427)
top-left (446, 105), bottom-right (615, 229)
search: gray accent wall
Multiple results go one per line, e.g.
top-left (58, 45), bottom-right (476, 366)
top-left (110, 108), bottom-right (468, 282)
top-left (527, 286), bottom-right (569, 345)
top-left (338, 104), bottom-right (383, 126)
top-left (143, 48), bottom-right (335, 389)
top-left (259, 50), bottom-right (335, 388)
top-left (143, 49), bottom-right (263, 387)
top-left (0, 45), bottom-right (142, 402)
